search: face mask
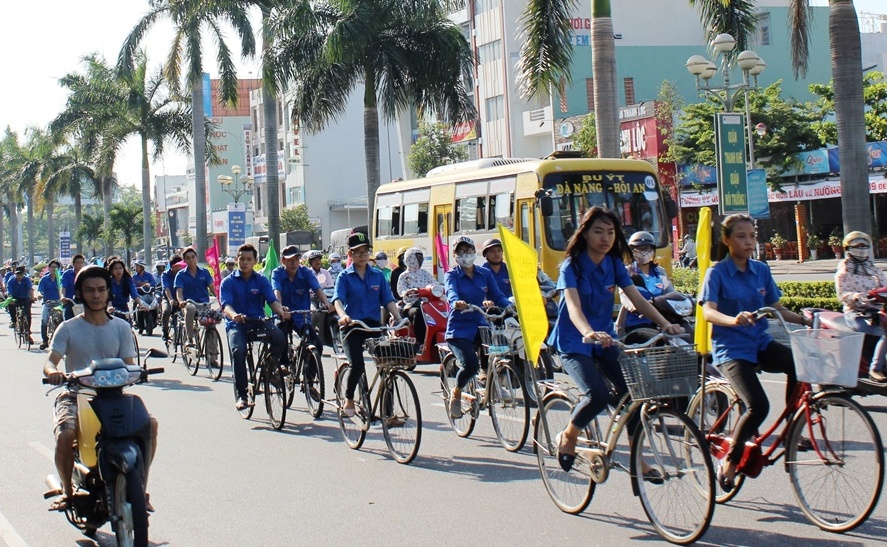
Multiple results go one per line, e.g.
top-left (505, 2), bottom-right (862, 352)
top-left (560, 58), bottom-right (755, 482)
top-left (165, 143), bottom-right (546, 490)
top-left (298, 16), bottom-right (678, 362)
top-left (633, 249), bottom-right (654, 265)
top-left (329, 262), bottom-right (343, 272)
top-left (376, 259), bottom-right (388, 269)
top-left (456, 253), bottom-right (476, 268)
top-left (848, 247), bottom-right (870, 261)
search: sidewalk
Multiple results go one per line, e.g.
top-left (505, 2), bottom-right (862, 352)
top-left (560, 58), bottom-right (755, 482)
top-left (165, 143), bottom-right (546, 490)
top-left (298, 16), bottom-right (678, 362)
top-left (762, 257), bottom-right (887, 276)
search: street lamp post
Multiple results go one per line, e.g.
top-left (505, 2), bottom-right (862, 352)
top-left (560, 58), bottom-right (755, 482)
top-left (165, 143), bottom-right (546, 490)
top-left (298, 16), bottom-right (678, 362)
top-left (217, 164), bottom-right (255, 205)
top-left (218, 165), bottom-right (254, 256)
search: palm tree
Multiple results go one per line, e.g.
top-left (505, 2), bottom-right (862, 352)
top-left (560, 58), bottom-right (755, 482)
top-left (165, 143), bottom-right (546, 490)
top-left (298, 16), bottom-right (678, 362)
top-left (76, 213), bottom-right (104, 258)
top-left (17, 127), bottom-right (55, 266)
top-left (119, 0), bottom-right (256, 257)
top-left (38, 140), bottom-right (98, 254)
top-left (270, 0), bottom-right (476, 228)
top-left (789, 0), bottom-right (869, 234)
top-left (517, 0), bottom-right (620, 157)
top-left (0, 128), bottom-right (24, 261)
top-left (109, 203), bottom-right (143, 264)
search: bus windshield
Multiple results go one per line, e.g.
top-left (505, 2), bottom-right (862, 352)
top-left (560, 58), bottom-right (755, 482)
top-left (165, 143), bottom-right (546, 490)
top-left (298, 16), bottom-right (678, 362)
top-left (541, 170), bottom-right (668, 251)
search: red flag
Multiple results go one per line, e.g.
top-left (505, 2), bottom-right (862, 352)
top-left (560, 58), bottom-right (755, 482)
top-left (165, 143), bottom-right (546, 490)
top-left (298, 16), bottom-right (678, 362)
top-left (435, 233), bottom-right (449, 272)
top-left (205, 237), bottom-right (222, 296)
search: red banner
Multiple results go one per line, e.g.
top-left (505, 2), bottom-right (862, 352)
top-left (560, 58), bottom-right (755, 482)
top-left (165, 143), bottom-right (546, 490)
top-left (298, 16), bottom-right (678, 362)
top-left (205, 237), bottom-right (222, 296)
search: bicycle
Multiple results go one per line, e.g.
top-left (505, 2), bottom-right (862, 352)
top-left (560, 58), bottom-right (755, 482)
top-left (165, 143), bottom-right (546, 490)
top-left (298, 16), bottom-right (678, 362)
top-left (686, 307), bottom-right (884, 533)
top-left (13, 298), bottom-right (33, 350)
top-left (180, 299), bottom-right (224, 381)
top-left (110, 309), bottom-right (142, 371)
top-left (280, 310), bottom-right (325, 418)
top-left (234, 317), bottom-right (288, 430)
top-left (44, 299), bottom-right (65, 345)
top-left (532, 334), bottom-right (715, 545)
top-left (332, 319), bottom-right (422, 464)
top-left (438, 305), bottom-right (530, 452)
top-left (165, 304), bottom-right (186, 364)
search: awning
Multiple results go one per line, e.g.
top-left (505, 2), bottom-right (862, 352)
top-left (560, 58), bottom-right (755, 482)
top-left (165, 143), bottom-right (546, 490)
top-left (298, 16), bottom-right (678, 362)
top-left (681, 174), bottom-right (887, 208)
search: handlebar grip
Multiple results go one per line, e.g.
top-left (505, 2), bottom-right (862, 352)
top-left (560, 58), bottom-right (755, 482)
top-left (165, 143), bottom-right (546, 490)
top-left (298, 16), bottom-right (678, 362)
top-left (42, 378), bottom-right (50, 385)
top-left (146, 367), bottom-right (164, 375)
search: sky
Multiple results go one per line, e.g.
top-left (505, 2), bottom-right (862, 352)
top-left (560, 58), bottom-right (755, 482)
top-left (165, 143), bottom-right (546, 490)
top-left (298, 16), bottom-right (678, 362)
top-left (0, 1), bottom-right (884, 196)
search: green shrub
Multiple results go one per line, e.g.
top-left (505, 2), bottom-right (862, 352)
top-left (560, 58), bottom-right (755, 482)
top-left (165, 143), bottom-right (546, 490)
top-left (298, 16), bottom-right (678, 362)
top-left (671, 267), bottom-right (699, 295)
top-left (779, 296), bottom-right (841, 313)
top-left (669, 269), bottom-right (839, 310)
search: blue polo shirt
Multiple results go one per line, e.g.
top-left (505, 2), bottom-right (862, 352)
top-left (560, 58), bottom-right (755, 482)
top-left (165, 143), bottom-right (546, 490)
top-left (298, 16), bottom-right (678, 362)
top-left (444, 265), bottom-right (511, 340)
top-left (333, 265), bottom-right (394, 323)
top-left (7, 275), bottom-right (32, 299)
top-left (624, 263), bottom-right (672, 330)
top-left (480, 261), bottom-right (513, 298)
top-left (60, 268), bottom-right (76, 299)
top-left (700, 257), bottom-right (780, 366)
top-left (110, 276), bottom-right (139, 309)
top-left (174, 267), bottom-right (213, 303)
top-left (220, 270), bottom-right (278, 330)
top-left (272, 265), bottom-right (320, 327)
top-left (38, 273), bottom-right (61, 301)
top-left (132, 271), bottom-right (156, 289)
top-left (4, 271), bottom-right (15, 289)
top-left (548, 254), bottom-right (632, 357)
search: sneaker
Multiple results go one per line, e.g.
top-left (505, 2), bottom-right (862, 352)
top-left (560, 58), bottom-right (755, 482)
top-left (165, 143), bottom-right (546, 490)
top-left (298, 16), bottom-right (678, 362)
top-left (235, 397), bottom-right (248, 411)
top-left (39, 342), bottom-right (48, 350)
top-left (385, 416), bottom-right (406, 428)
top-left (342, 400), bottom-right (356, 417)
top-left (449, 395), bottom-right (463, 419)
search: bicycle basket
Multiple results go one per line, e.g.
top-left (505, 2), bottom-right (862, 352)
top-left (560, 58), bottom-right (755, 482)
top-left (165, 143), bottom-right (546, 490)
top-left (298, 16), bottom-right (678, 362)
top-left (790, 329), bottom-right (863, 388)
top-left (197, 308), bottom-right (224, 326)
top-left (618, 344), bottom-right (699, 402)
top-left (367, 336), bottom-right (417, 367)
top-left (478, 325), bottom-right (510, 356)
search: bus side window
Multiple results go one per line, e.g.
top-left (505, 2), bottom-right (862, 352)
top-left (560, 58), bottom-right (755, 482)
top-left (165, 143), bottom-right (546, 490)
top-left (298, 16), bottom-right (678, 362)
top-left (491, 193), bottom-right (514, 229)
top-left (391, 206), bottom-right (401, 236)
top-left (456, 197), bottom-right (482, 232)
top-left (377, 206), bottom-right (393, 237)
top-left (520, 203), bottom-right (530, 244)
top-left (403, 203), bottom-right (429, 235)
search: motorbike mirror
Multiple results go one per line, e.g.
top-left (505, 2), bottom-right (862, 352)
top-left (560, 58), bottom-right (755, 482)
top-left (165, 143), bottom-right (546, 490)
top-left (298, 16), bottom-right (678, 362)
top-left (538, 195), bottom-right (553, 217)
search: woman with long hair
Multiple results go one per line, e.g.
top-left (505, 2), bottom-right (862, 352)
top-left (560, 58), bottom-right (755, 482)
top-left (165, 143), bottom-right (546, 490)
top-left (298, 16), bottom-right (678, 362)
top-left (548, 206), bottom-right (682, 474)
top-left (106, 258), bottom-right (144, 322)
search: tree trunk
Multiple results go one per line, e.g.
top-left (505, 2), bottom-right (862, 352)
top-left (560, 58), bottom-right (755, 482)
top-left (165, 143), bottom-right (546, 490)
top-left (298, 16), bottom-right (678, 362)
top-left (0, 204), bottom-right (5, 265)
top-left (74, 192), bottom-right (82, 254)
top-left (192, 82), bottom-right (208, 257)
top-left (26, 190), bottom-right (34, 266)
top-left (103, 176), bottom-right (113, 257)
top-left (141, 134), bottom-right (153, 263)
top-left (8, 195), bottom-right (19, 260)
top-left (363, 68), bottom-right (380, 230)
top-left (591, 0), bottom-right (620, 158)
top-left (46, 200), bottom-right (55, 260)
top-left (831, 0), bottom-right (870, 234)
top-left (262, 9), bottom-right (281, 251)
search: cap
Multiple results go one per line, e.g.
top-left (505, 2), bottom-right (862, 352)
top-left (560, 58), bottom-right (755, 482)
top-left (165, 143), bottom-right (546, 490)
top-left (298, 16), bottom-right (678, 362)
top-left (348, 232), bottom-right (371, 250)
top-left (374, 251), bottom-right (388, 260)
top-left (281, 245), bottom-right (302, 259)
top-left (452, 235), bottom-right (475, 252)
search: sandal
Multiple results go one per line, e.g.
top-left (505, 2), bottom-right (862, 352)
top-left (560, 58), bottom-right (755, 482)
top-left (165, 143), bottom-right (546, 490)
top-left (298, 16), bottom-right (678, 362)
top-left (48, 494), bottom-right (69, 512)
top-left (343, 400), bottom-right (356, 418)
top-left (448, 396), bottom-right (463, 419)
top-left (385, 416), bottom-right (406, 428)
top-left (556, 432), bottom-right (577, 472)
top-left (145, 493), bottom-right (155, 513)
top-left (642, 467), bottom-right (664, 484)
top-left (717, 463), bottom-right (735, 493)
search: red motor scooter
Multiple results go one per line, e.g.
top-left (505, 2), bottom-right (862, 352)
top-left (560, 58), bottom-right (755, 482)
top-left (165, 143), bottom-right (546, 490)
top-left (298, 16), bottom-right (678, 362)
top-left (804, 287), bottom-right (887, 398)
top-left (398, 284), bottom-right (450, 370)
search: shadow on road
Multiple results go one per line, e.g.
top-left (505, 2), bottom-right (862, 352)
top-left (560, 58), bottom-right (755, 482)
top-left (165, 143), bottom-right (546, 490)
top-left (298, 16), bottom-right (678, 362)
top-left (140, 378), bottom-right (212, 393)
top-left (408, 453), bottom-right (539, 483)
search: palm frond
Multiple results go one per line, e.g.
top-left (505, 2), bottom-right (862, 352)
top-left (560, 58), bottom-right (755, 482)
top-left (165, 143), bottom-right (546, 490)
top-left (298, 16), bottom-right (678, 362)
top-left (516, 0), bottom-right (578, 99)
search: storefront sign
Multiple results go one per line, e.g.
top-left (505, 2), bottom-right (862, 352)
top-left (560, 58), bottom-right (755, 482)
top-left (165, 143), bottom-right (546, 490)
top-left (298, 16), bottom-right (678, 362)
top-left (227, 203), bottom-right (247, 255)
top-left (746, 169), bottom-right (770, 219)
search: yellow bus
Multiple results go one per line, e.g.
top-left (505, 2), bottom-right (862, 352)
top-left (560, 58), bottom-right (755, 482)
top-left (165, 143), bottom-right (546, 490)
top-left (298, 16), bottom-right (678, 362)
top-left (372, 153), bottom-right (677, 281)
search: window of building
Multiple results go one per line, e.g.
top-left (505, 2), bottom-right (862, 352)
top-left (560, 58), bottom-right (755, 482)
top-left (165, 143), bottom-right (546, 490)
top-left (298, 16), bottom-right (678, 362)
top-left (586, 78), bottom-right (595, 111)
top-left (455, 197), bottom-right (486, 232)
top-left (402, 203), bottom-right (429, 235)
top-left (474, 0), bottom-right (495, 15)
top-left (477, 40), bottom-right (502, 65)
top-left (485, 95), bottom-right (504, 122)
top-left (757, 12), bottom-right (771, 46)
top-left (624, 77), bottom-right (635, 106)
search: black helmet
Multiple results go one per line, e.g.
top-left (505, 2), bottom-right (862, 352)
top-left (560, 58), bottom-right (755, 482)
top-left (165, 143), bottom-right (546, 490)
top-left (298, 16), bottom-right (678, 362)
top-left (481, 238), bottom-right (503, 257)
top-left (74, 265), bottom-right (112, 304)
top-left (628, 231), bottom-right (656, 249)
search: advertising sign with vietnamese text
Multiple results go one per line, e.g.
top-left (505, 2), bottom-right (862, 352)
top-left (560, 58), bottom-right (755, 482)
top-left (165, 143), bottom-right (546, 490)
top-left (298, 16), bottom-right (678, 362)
top-left (715, 113), bottom-right (748, 215)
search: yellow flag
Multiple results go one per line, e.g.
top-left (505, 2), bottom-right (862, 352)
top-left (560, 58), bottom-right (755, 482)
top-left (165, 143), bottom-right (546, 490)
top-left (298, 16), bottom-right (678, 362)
top-left (498, 224), bottom-right (547, 367)
top-left (694, 207), bottom-right (713, 354)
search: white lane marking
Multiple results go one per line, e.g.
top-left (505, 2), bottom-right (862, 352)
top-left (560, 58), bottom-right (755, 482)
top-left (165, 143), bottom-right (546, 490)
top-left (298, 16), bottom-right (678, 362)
top-left (27, 441), bottom-right (54, 462)
top-left (0, 509), bottom-right (28, 547)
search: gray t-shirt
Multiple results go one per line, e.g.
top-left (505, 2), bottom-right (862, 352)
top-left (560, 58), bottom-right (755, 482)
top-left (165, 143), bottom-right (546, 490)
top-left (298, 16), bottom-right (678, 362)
top-left (50, 316), bottom-right (137, 372)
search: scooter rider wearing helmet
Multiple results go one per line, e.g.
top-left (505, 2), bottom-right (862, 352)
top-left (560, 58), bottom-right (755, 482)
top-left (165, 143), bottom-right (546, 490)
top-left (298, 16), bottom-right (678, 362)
top-left (479, 238), bottom-right (512, 298)
top-left (620, 231), bottom-right (674, 332)
top-left (835, 231), bottom-right (887, 383)
top-left (305, 250), bottom-right (333, 288)
top-left (43, 265), bottom-right (158, 512)
top-left (397, 248), bottom-right (442, 353)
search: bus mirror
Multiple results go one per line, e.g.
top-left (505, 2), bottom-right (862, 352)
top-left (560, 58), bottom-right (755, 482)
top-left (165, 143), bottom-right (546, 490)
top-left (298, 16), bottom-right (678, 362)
top-left (539, 195), bottom-right (553, 216)
top-left (665, 198), bottom-right (678, 219)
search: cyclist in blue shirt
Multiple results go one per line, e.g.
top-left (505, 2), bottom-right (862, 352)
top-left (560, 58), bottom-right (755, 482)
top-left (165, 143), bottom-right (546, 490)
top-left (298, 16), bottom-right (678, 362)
top-left (220, 243), bottom-right (290, 411)
top-left (700, 213), bottom-right (811, 492)
top-left (333, 232), bottom-right (403, 417)
top-left (60, 255), bottom-right (85, 320)
top-left (444, 236), bottom-right (511, 419)
top-left (37, 259), bottom-right (63, 349)
top-left (478, 238), bottom-right (513, 298)
top-left (174, 247), bottom-right (216, 346)
top-left (132, 261), bottom-right (156, 293)
top-left (548, 207), bottom-right (681, 474)
top-left (107, 258), bottom-right (144, 322)
top-left (8, 265), bottom-right (36, 343)
top-left (272, 245), bottom-right (333, 320)
top-left (160, 255), bottom-right (185, 340)
top-left (5, 262), bottom-right (18, 326)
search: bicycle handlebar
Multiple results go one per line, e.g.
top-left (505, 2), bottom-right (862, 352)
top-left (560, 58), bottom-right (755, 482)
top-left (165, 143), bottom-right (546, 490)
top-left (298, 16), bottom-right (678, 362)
top-left (582, 332), bottom-right (687, 349)
top-left (462, 303), bottom-right (509, 320)
top-left (751, 306), bottom-right (793, 333)
top-left (181, 299), bottom-right (214, 308)
top-left (341, 318), bottom-right (411, 340)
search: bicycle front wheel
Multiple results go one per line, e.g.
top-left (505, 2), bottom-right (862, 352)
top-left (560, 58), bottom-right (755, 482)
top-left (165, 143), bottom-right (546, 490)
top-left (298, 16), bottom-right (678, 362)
top-left (534, 391), bottom-right (595, 514)
top-left (381, 370), bottom-right (422, 464)
top-left (204, 328), bottom-right (224, 381)
top-left (132, 330), bottom-right (141, 370)
top-left (786, 393), bottom-right (884, 533)
top-left (264, 360), bottom-right (288, 430)
top-left (631, 405), bottom-right (715, 545)
top-left (303, 348), bottom-right (325, 419)
top-left (239, 354), bottom-right (256, 420)
top-left (438, 354), bottom-right (476, 437)
top-left (335, 363), bottom-right (366, 449)
top-left (490, 361), bottom-right (530, 452)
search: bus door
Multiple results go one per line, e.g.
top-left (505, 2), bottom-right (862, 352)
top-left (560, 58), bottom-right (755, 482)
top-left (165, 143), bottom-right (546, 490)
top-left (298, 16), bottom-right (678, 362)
top-left (432, 204), bottom-right (452, 282)
top-left (516, 198), bottom-right (536, 248)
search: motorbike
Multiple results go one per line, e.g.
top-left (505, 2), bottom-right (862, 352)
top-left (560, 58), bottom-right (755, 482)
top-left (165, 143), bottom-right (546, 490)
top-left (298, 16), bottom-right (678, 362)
top-left (397, 284), bottom-right (450, 370)
top-left (43, 348), bottom-right (165, 546)
top-left (134, 284), bottom-right (160, 336)
top-left (804, 288), bottom-right (887, 398)
top-left (616, 289), bottom-right (696, 343)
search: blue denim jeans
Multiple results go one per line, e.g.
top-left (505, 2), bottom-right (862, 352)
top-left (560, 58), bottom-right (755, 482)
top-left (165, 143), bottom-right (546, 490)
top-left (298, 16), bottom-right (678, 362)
top-left (41, 303), bottom-right (53, 344)
top-left (227, 320), bottom-right (287, 400)
top-left (447, 336), bottom-right (481, 390)
top-left (560, 347), bottom-right (629, 430)
top-left (845, 312), bottom-right (887, 374)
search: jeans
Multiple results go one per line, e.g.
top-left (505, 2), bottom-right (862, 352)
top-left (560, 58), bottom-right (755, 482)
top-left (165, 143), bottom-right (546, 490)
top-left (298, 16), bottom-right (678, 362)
top-left (720, 341), bottom-right (797, 465)
top-left (41, 303), bottom-right (54, 344)
top-left (447, 336), bottom-right (481, 390)
top-left (845, 312), bottom-right (887, 374)
top-left (342, 320), bottom-right (382, 399)
top-left (227, 320), bottom-right (287, 401)
top-left (561, 347), bottom-right (636, 432)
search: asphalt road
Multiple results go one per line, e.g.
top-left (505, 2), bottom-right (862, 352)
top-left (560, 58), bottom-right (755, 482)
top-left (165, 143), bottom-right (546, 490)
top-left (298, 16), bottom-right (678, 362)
top-left (1, 305), bottom-right (886, 546)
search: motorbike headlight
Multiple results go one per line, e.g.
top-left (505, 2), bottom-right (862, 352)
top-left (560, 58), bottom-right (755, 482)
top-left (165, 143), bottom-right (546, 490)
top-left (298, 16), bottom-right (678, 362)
top-left (78, 368), bottom-right (141, 388)
top-left (430, 284), bottom-right (445, 298)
